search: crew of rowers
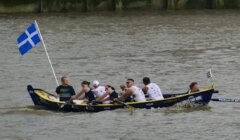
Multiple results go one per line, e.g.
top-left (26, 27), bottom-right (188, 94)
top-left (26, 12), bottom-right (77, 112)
top-left (55, 76), bottom-right (199, 103)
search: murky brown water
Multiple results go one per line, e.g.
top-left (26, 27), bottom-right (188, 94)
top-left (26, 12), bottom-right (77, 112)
top-left (0, 10), bottom-right (240, 140)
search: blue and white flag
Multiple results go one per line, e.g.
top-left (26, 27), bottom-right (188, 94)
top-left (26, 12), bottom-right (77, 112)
top-left (17, 23), bottom-right (41, 55)
top-left (207, 69), bottom-right (213, 78)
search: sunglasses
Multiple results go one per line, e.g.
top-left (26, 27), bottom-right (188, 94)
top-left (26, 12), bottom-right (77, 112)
top-left (126, 82), bottom-right (131, 84)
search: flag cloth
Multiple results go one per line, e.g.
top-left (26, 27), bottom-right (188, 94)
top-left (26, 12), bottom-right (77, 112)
top-left (17, 23), bottom-right (41, 55)
top-left (207, 69), bottom-right (213, 78)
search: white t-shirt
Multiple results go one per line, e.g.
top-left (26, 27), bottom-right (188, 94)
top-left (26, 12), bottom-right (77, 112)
top-left (146, 83), bottom-right (164, 100)
top-left (94, 86), bottom-right (110, 104)
top-left (132, 86), bottom-right (146, 102)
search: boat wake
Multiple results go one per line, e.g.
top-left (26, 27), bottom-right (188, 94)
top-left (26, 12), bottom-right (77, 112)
top-left (0, 105), bottom-right (55, 116)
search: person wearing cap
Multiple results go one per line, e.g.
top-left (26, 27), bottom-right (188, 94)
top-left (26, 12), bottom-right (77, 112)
top-left (96, 85), bottom-right (119, 103)
top-left (55, 76), bottom-right (75, 101)
top-left (72, 81), bottom-right (96, 103)
top-left (92, 80), bottom-right (110, 104)
top-left (142, 77), bottom-right (164, 100)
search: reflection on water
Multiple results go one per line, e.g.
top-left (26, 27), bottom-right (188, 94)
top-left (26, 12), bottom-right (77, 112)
top-left (0, 10), bottom-right (240, 140)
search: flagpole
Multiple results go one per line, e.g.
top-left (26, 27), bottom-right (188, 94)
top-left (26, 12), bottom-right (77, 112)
top-left (34, 20), bottom-right (59, 86)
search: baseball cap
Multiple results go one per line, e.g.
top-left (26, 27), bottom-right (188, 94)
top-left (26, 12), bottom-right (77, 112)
top-left (93, 80), bottom-right (100, 86)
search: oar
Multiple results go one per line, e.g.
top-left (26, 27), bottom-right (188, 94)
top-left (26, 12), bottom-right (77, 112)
top-left (116, 100), bottom-right (134, 115)
top-left (116, 100), bottom-right (134, 111)
top-left (211, 98), bottom-right (240, 103)
top-left (86, 102), bottom-right (95, 111)
top-left (58, 99), bottom-right (74, 111)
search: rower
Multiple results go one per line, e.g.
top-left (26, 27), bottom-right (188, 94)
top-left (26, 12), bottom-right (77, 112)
top-left (55, 76), bottom-right (75, 101)
top-left (73, 81), bottom-right (96, 103)
top-left (120, 79), bottom-right (146, 102)
top-left (119, 84), bottom-right (132, 102)
top-left (97, 85), bottom-right (118, 103)
top-left (92, 80), bottom-right (110, 104)
top-left (188, 82), bottom-right (199, 93)
top-left (142, 77), bottom-right (164, 100)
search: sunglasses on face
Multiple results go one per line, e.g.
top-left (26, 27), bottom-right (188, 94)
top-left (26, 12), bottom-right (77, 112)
top-left (126, 82), bottom-right (131, 84)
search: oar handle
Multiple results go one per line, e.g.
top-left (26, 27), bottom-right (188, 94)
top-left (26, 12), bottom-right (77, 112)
top-left (211, 98), bottom-right (240, 102)
top-left (116, 100), bottom-right (133, 108)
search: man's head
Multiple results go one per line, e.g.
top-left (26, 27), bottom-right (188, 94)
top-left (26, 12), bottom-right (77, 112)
top-left (61, 76), bottom-right (69, 85)
top-left (93, 80), bottom-right (100, 89)
top-left (143, 77), bottom-right (151, 85)
top-left (189, 82), bottom-right (199, 92)
top-left (105, 85), bottom-right (115, 94)
top-left (81, 81), bottom-right (90, 92)
top-left (126, 78), bottom-right (134, 88)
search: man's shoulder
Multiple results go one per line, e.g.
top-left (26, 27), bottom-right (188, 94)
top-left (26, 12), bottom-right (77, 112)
top-left (57, 85), bottom-right (74, 89)
top-left (95, 86), bottom-right (105, 91)
top-left (151, 83), bottom-right (160, 87)
top-left (56, 85), bottom-right (63, 89)
top-left (67, 85), bottom-right (73, 88)
top-left (99, 86), bottom-right (105, 90)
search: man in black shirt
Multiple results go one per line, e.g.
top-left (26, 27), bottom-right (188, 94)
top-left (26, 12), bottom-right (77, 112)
top-left (55, 76), bottom-right (75, 101)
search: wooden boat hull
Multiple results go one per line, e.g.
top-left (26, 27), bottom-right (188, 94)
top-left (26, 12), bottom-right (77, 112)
top-left (27, 85), bottom-right (215, 112)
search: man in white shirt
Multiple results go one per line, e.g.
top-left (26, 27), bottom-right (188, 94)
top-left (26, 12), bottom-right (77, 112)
top-left (119, 79), bottom-right (146, 102)
top-left (142, 77), bottom-right (164, 100)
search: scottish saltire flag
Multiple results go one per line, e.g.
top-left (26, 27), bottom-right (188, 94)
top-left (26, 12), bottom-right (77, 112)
top-left (207, 69), bottom-right (213, 78)
top-left (17, 23), bottom-right (41, 55)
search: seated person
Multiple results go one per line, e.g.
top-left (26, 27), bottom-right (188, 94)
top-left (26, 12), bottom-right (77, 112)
top-left (119, 79), bottom-right (146, 102)
top-left (142, 77), bottom-right (164, 100)
top-left (92, 80), bottom-right (110, 104)
top-left (55, 76), bottom-right (75, 101)
top-left (188, 82), bottom-right (199, 93)
top-left (96, 85), bottom-right (118, 103)
top-left (119, 85), bottom-right (127, 96)
top-left (119, 85), bottom-right (132, 102)
top-left (73, 81), bottom-right (96, 103)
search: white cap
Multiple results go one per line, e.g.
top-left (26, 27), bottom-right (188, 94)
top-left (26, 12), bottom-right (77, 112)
top-left (93, 80), bottom-right (100, 86)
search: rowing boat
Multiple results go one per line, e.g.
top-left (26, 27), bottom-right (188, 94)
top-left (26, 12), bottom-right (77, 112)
top-left (27, 85), bottom-right (216, 112)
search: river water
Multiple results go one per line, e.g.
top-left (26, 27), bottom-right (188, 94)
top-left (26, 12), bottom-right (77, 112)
top-left (0, 10), bottom-right (240, 140)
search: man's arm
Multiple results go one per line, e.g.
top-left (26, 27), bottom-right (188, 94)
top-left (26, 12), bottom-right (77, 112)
top-left (142, 86), bottom-right (148, 94)
top-left (71, 86), bottom-right (76, 95)
top-left (119, 87), bottom-right (133, 101)
top-left (72, 89), bottom-right (84, 99)
top-left (55, 87), bottom-right (60, 98)
top-left (96, 93), bottom-right (108, 102)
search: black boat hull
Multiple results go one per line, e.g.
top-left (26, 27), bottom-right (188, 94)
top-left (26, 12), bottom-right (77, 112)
top-left (27, 85), bottom-right (215, 112)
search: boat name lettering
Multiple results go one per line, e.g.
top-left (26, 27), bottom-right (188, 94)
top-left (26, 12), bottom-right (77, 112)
top-left (146, 103), bottom-right (154, 106)
top-left (104, 107), bottom-right (111, 110)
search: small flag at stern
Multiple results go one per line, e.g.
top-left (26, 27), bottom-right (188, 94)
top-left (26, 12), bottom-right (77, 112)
top-left (207, 69), bottom-right (213, 79)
